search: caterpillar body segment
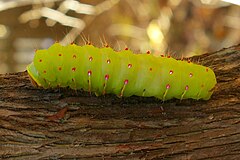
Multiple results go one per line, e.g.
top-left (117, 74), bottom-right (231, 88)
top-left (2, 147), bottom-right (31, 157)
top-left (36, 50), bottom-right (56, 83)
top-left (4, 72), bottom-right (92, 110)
top-left (27, 43), bottom-right (217, 101)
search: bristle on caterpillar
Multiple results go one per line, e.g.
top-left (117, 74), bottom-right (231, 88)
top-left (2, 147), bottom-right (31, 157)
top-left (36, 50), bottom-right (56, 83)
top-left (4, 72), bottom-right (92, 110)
top-left (27, 42), bottom-right (217, 101)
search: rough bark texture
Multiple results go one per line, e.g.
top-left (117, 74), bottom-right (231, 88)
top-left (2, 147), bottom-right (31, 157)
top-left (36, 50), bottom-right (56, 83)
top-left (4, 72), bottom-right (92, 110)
top-left (0, 44), bottom-right (240, 160)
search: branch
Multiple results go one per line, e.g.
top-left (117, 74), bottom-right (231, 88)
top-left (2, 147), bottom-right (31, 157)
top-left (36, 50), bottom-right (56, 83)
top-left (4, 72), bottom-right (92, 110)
top-left (0, 44), bottom-right (239, 159)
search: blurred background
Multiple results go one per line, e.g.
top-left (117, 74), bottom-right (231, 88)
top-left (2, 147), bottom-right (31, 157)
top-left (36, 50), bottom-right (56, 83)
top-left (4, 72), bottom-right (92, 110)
top-left (0, 0), bottom-right (239, 73)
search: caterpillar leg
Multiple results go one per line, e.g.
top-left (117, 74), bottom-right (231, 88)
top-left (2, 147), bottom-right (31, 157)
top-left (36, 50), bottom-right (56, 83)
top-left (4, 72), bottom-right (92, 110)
top-left (71, 78), bottom-right (78, 94)
top-left (142, 89), bottom-right (146, 97)
top-left (196, 85), bottom-right (204, 100)
top-left (209, 85), bottom-right (216, 92)
top-left (28, 74), bottom-right (39, 87)
top-left (162, 84), bottom-right (170, 101)
top-left (119, 79), bottom-right (129, 97)
top-left (102, 74), bottom-right (109, 95)
top-left (180, 85), bottom-right (189, 101)
top-left (88, 70), bottom-right (92, 95)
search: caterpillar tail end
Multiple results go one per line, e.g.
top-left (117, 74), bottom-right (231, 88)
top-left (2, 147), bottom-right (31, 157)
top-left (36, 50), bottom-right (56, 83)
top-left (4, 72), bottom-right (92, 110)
top-left (204, 69), bottom-right (217, 100)
top-left (26, 63), bottom-right (41, 87)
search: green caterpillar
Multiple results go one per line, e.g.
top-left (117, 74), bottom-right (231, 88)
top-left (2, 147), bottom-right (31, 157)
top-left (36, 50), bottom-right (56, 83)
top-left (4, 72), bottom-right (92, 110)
top-left (27, 42), bottom-right (217, 101)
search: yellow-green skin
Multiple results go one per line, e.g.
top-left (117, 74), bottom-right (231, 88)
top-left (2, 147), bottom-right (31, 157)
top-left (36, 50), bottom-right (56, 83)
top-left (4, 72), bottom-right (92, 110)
top-left (27, 43), bottom-right (217, 100)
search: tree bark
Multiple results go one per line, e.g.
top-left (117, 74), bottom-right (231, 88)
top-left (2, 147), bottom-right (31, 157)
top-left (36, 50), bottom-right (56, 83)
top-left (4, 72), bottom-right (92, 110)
top-left (0, 44), bottom-right (239, 160)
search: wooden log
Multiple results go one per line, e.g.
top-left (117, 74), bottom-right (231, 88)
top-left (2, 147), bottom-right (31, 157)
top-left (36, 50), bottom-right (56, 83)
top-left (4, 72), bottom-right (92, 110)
top-left (0, 44), bottom-right (240, 159)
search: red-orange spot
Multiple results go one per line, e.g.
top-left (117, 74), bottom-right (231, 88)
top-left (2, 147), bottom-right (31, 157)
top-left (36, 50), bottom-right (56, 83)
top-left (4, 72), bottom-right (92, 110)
top-left (185, 85), bottom-right (189, 90)
top-left (188, 59), bottom-right (191, 63)
top-left (88, 70), bottom-right (92, 76)
top-left (166, 84), bottom-right (170, 89)
top-left (161, 55), bottom-right (164, 57)
top-left (58, 67), bottom-right (62, 71)
top-left (43, 70), bottom-right (46, 74)
top-left (167, 55), bottom-right (171, 58)
top-left (206, 68), bottom-right (208, 72)
top-left (58, 53), bottom-right (62, 56)
top-left (39, 59), bottom-right (42, 62)
top-left (125, 47), bottom-right (128, 50)
top-left (128, 64), bottom-right (132, 68)
top-left (181, 55), bottom-right (184, 61)
top-left (149, 68), bottom-right (152, 71)
top-left (89, 56), bottom-right (93, 61)
top-left (189, 73), bottom-right (193, 77)
top-left (73, 55), bottom-right (77, 58)
top-left (147, 51), bottom-right (150, 54)
top-left (72, 67), bottom-right (76, 72)
top-left (124, 79), bottom-right (129, 84)
top-left (105, 74), bottom-right (109, 80)
top-left (107, 59), bottom-right (111, 64)
top-left (169, 70), bottom-right (173, 75)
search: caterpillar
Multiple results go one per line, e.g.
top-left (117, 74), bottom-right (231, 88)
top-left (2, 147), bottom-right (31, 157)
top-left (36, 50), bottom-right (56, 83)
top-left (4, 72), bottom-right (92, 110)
top-left (26, 42), bottom-right (217, 101)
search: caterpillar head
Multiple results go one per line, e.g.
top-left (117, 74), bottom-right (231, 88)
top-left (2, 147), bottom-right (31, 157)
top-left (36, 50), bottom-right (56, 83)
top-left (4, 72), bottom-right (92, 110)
top-left (27, 63), bottom-right (41, 87)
